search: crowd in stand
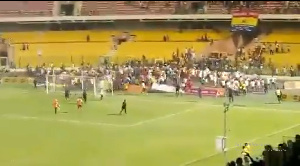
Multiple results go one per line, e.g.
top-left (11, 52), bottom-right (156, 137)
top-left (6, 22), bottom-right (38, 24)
top-left (228, 134), bottom-right (300, 166)
top-left (124, 1), bottom-right (300, 14)
top-left (27, 50), bottom-right (279, 96)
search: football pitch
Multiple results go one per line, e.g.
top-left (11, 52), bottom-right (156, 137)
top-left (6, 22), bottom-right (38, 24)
top-left (0, 84), bottom-right (299, 166)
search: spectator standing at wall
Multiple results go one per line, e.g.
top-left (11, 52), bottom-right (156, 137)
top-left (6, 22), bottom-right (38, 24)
top-left (86, 35), bottom-right (90, 42)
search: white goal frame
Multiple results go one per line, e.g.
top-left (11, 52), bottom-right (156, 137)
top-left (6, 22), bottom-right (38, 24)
top-left (45, 73), bottom-right (114, 97)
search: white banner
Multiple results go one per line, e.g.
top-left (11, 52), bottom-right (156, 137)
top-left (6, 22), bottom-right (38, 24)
top-left (151, 83), bottom-right (176, 93)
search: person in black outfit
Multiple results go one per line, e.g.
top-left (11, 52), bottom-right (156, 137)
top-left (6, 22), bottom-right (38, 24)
top-left (65, 88), bottom-right (70, 100)
top-left (119, 99), bottom-right (127, 115)
top-left (175, 84), bottom-right (180, 97)
top-left (33, 79), bottom-right (37, 89)
top-left (83, 90), bottom-right (87, 103)
top-left (228, 88), bottom-right (234, 103)
top-left (264, 83), bottom-right (268, 94)
top-left (198, 87), bottom-right (202, 98)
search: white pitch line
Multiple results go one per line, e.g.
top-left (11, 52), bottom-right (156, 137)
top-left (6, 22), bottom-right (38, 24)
top-left (210, 104), bottom-right (300, 114)
top-left (1, 103), bottom-right (299, 128)
top-left (128, 108), bottom-right (197, 127)
top-left (180, 123), bottom-right (300, 166)
top-left (1, 114), bottom-right (128, 127)
top-left (1, 104), bottom-right (199, 128)
top-left (0, 102), bottom-right (201, 128)
top-left (128, 97), bottom-right (300, 114)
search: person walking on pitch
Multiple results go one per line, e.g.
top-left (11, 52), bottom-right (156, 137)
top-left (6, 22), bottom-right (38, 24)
top-left (119, 99), bottom-right (127, 115)
top-left (275, 88), bottom-right (282, 103)
top-left (77, 97), bottom-right (83, 110)
top-left (65, 88), bottom-right (70, 100)
top-left (83, 89), bottom-right (87, 103)
top-left (53, 99), bottom-right (60, 114)
top-left (228, 88), bottom-right (234, 103)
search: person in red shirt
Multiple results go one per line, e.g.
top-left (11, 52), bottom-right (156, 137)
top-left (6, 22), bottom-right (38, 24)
top-left (77, 97), bottom-right (83, 110)
top-left (52, 99), bottom-right (60, 114)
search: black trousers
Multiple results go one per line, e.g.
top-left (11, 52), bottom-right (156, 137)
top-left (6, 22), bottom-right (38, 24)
top-left (277, 95), bottom-right (282, 103)
top-left (120, 107), bottom-right (127, 114)
top-left (175, 90), bottom-right (179, 97)
top-left (229, 95), bottom-right (234, 103)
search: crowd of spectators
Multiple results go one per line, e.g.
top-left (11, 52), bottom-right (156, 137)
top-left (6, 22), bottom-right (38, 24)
top-left (123, 1), bottom-right (300, 15)
top-left (0, 1), bottom-right (300, 18)
top-left (228, 134), bottom-right (300, 166)
top-left (25, 45), bottom-right (280, 95)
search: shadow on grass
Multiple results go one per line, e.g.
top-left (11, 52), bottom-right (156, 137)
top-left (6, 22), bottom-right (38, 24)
top-left (107, 113), bottom-right (121, 116)
top-left (265, 102), bottom-right (280, 105)
top-left (233, 104), bottom-right (246, 107)
top-left (60, 112), bottom-right (68, 114)
top-left (186, 100), bottom-right (198, 103)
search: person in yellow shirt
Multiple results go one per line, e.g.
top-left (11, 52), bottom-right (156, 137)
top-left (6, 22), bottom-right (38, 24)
top-left (242, 143), bottom-right (251, 156)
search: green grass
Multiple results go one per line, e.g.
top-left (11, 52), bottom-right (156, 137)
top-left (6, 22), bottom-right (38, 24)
top-left (0, 84), bottom-right (299, 166)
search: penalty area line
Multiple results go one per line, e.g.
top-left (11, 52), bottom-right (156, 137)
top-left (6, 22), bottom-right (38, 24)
top-left (128, 107), bottom-right (197, 127)
top-left (0, 105), bottom-right (198, 128)
top-left (1, 114), bottom-right (128, 127)
top-left (179, 123), bottom-right (300, 166)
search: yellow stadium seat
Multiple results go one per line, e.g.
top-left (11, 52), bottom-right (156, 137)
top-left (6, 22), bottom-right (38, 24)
top-left (132, 30), bottom-right (230, 41)
top-left (265, 44), bottom-right (300, 67)
top-left (4, 30), bottom-right (230, 67)
top-left (14, 42), bottom-right (111, 67)
top-left (2, 31), bottom-right (118, 43)
top-left (113, 42), bottom-right (209, 63)
top-left (261, 30), bottom-right (300, 43)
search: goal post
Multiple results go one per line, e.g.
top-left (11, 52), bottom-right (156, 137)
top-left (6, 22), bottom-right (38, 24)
top-left (45, 74), bottom-right (113, 97)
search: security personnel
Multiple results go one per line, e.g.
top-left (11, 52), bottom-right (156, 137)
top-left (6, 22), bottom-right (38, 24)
top-left (228, 88), bottom-right (234, 103)
top-left (119, 99), bottom-right (127, 115)
top-left (275, 88), bottom-right (282, 103)
top-left (241, 143), bottom-right (250, 156)
top-left (83, 89), bottom-right (87, 103)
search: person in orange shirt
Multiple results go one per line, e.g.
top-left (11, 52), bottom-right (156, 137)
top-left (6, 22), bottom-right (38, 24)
top-left (52, 99), bottom-right (60, 114)
top-left (77, 97), bottom-right (83, 110)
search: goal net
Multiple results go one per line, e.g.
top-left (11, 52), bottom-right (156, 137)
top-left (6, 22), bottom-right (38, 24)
top-left (46, 73), bottom-right (113, 97)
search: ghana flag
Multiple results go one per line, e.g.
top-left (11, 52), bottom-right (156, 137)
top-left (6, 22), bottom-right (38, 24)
top-left (231, 12), bottom-right (259, 32)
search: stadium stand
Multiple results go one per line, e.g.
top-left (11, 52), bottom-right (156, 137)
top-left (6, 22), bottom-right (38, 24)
top-left (0, 1), bottom-right (298, 16)
top-left (206, 1), bottom-right (300, 14)
top-left (3, 31), bottom-right (116, 67)
top-left (132, 30), bottom-right (229, 41)
top-left (2, 31), bottom-right (117, 43)
top-left (81, 1), bottom-right (115, 16)
top-left (3, 29), bottom-right (230, 67)
top-left (80, 1), bottom-right (178, 15)
top-left (263, 45), bottom-right (299, 67)
top-left (255, 30), bottom-right (300, 66)
top-left (2, 30), bottom-right (229, 43)
top-left (13, 42), bottom-right (111, 68)
top-left (0, 1), bottom-right (53, 17)
top-left (79, 1), bottom-right (300, 15)
top-left (113, 42), bottom-right (208, 63)
top-left (261, 30), bottom-right (300, 43)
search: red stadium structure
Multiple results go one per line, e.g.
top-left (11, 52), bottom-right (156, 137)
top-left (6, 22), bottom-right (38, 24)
top-left (0, 1), bottom-right (298, 17)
